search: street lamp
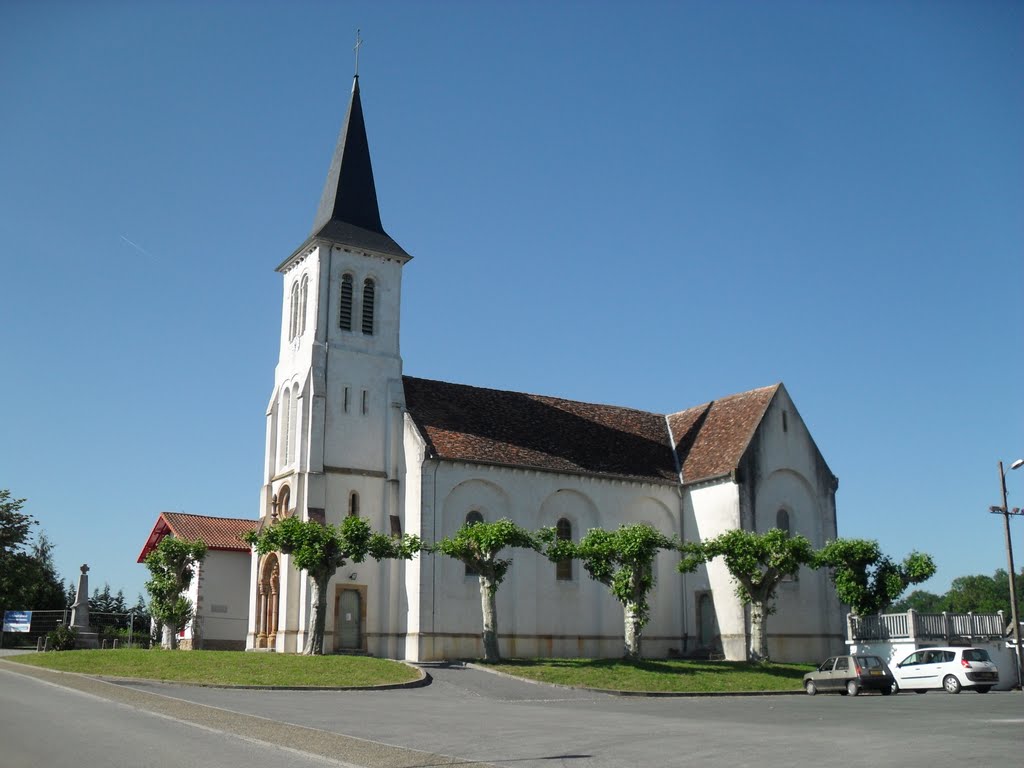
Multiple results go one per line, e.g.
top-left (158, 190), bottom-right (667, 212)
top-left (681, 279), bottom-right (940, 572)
top-left (990, 459), bottom-right (1024, 690)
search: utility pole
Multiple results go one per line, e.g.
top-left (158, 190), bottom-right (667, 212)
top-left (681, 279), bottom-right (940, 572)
top-left (991, 460), bottom-right (1024, 690)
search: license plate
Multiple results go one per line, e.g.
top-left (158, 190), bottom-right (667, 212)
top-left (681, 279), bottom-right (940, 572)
top-left (869, 670), bottom-right (882, 675)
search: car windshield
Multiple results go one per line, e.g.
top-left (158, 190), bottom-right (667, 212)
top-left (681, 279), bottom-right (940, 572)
top-left (962, 649), bottom-right (991, 662)
top-left (856, 656), bottom-right (883, 669)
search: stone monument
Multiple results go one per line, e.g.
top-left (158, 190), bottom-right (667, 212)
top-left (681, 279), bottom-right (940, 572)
top-left (70, 564), bottom-right (99, 648)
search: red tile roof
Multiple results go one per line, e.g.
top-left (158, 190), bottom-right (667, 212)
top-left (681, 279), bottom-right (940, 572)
top-left (137, 513), bottom-right (258, 563)
top-left (668, 384), bottom-right (779, 483)
top-left (403, 376), bottom-right (780, 486)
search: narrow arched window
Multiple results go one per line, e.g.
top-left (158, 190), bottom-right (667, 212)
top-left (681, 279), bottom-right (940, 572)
top-left (280, 388), bottom-right (291, 465)
top-left (277, 485), bottom-right (291, 519)
top-left (348, 491), bottom-right (360, 518)
top-left (777, 509), bottom-right (791, 536)
top-left (555, 518), bottom-right (572, 581)
top-left (289, 281), bottom-right (300, 340)
top-left (298, 274), bottom-right (308, 336)
top-left (339, 273), bottom-right (354, 331)
top-left (464, 511), bottom-right (483, 577)
top-left (288, 383), bottom-right (299, 466)
top-left (361, 278), bottom-right (375, 335)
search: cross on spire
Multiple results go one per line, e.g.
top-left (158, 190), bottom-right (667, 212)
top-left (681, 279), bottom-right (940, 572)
top-left (354, 29), bottom-right (363, 77)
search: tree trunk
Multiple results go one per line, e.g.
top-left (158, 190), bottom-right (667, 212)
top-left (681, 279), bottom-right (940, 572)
top-left (623, 601), bottom-right (642, 659)
top-left (749, 597), bottom-right (769, 662)
top-left (304, 571), bottom-right (331, 655)
top-left (479, 576), bottom-right (500, 662)
top-left (162, 623), bottom-right (178, 650)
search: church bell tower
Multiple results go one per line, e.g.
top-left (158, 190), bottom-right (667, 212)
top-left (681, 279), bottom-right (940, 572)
top-left (248, 72), bottom-right (412, 653)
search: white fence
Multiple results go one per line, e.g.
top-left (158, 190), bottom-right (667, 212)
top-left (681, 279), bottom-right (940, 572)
top-left (848, 610), bottom-right (1006, 643)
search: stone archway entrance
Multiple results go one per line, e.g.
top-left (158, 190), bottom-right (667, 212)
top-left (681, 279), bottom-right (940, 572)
top-left (256, 553), bottom-right (280, 649)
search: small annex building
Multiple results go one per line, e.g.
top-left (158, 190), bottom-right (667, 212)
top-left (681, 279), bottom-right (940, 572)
top-left (138, 512), bottom-right (257, 650)
top-left (244, 73), bottom-right (846, 663)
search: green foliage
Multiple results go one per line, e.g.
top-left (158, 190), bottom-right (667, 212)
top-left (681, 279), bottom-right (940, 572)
top-left (244, 515), bottom-right (421, 655)
top-left (484, 658), bottom-right (813, 693)
top-left (815, 538), bottom-right (936, 615)
top-left (0, 491), bottom-right (66, 615)
top-left (891, 589), bottom-right (947, 613)
top-left (144, 536), bottom-right (207, 648)
top-left (10, 649), bottom-right (422, 688)
top-left (571, 524), bottom-right (680, 628)
top-left (679, 528), bottom-right (814, 607)
top-left (431, 518), bottom-right (539, 593)
top-left (244, 516), bottom-right (421, 581)
top-left (891, 569), bottom-right (1024, 617)
top-left (46, 624), bottom-right (77, 651)
top-left (679, 528), bottom-right (815, 662)
top-left (430, 518), bottom-right (539, 661)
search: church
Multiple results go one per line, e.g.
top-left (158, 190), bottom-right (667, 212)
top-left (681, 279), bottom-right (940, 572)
top-left (246, 74), bottom-right (844, 662)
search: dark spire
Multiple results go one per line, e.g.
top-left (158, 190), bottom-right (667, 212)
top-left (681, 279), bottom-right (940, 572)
top-left (310, 76), bottom-right (409, 260)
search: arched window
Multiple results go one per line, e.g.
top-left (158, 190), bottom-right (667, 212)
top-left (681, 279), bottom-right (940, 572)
top-left (348, 491), bottom-right (360, 518)
top-left (288, 383), bottom-right (299, 466)
top-left (555, 518), bottom-right (572, 581)
top-left (298, 274), bottom-right (308, 336)
top-left (464, 511), bottom-right (483, 577)
top-left (288, 280), bottom-right (300, 340)
top-left (361, 278), bottom-right (375, 335)
top-left (776, 509), bottom-right (791, 536)
top-left (280, 387), bottom-right (291, 465)
top-left (277, 485), bottom-right (291, 519)
top-left (339, 273), bottom-right (354, 331)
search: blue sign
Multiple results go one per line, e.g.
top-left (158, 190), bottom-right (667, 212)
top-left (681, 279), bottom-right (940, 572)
top-left (3, 611), bottom-right (31, 632)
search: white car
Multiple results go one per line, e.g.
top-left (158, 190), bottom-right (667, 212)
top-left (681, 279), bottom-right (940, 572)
top-left (890, 647), bottom-right (999, 694)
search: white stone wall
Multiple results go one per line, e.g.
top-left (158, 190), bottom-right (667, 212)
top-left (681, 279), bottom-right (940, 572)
top-left (193, 551), bottom-right (250, 649)
top-left (408, 461), bottom-right (686, 661)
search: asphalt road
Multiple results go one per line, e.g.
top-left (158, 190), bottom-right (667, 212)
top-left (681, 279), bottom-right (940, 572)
top-left (1, 657), bottom-right (1021, 768)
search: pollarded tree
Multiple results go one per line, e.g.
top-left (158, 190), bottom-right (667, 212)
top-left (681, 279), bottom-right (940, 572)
top-left (679, 528), bottom-right (815, 662)
top-left (431, 518), bottom-right (539, 662)
top-left (244, 515), bottom-right (421, 655)
top-left (144, 536), bottom-right (207, 649)
top-left (815, 538), bottom-right (935, 616)
top-left (566, 524), bottom-right (681, 660)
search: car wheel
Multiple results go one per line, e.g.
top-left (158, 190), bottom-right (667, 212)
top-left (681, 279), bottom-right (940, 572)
top-left (846, 680), bottom-right (859, 696)
top-left (976, 686), bottom-right (992, 694)
top-left (943, 675), bottom-right (962, 694)
top-left (805, 680), bottom-right (817, 696)
top-left (881, 683), bottom-right (893, 696)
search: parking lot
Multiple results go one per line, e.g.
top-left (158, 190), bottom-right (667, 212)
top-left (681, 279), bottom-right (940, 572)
top-left (3, 659), bottom-right (1022, 768)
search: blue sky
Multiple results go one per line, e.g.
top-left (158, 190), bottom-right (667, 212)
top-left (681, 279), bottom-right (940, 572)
top-left (1, 0), bottom-right (1021, 605)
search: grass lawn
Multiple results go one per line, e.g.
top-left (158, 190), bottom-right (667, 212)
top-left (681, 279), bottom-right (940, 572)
top-left (483, 658), bottom-right (814, 693)
top-left (7, 649), bottom-right (422, 688)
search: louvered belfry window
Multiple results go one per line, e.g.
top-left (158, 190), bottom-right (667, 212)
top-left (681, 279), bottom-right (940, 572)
top-left (339, 273), bottom-right (354, 331)
top-left (361, 278), bottom-right (375, 335)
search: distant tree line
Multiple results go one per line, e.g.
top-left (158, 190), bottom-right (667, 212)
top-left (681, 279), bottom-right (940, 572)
top-left (0, 489), bottom-right (65, 617)
top-left (892, 569), bottom-right (1023, 619)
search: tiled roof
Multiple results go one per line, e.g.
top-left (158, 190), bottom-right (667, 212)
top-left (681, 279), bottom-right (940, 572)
top-left (137, 513), bottom-right (258, 563)
top-left (668, 384), bottom-right (779, 484)
top-left (403, 377), bottom-right (679, 483)
top-left (403, 377), bottom-right (780, 486)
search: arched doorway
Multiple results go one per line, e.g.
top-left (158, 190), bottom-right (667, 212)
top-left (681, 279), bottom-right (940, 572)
top-left (256, 553), bottom-right (280, 649)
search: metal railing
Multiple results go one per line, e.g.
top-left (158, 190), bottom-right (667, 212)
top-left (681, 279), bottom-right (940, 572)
top-left (848, 610), bottom-right (1006, 643)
